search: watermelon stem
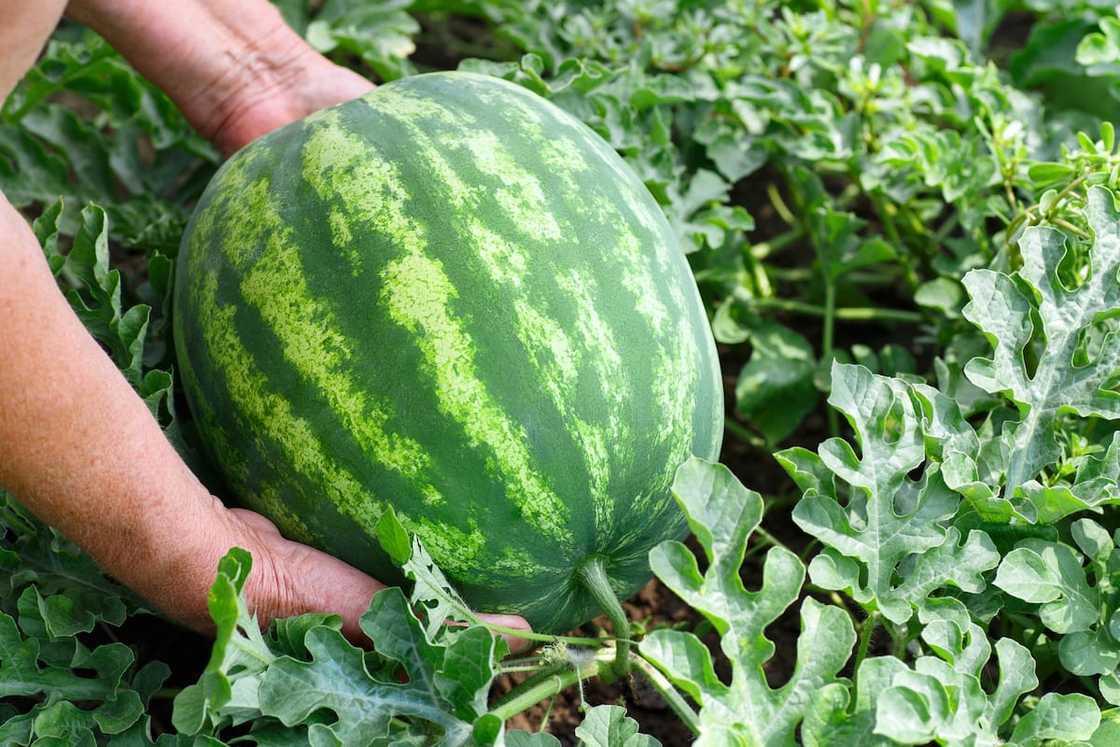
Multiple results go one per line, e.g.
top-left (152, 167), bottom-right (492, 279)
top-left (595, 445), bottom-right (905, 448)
top-left (630, 654), bottom-right (701, 735)
top-left (487, 648), bottom-right (614, 723)
top-left (577, 555), bottom-right (631, 676)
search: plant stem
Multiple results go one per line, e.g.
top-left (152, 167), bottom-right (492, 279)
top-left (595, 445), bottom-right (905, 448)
top-left (754, 527), bottom-right (791, 554)
top-left (500, 665), bottom-right (549, 673)
top-left (1053, 218), bottom-right (1090, 238)
top-left (887, 620), bottom-right (908, 659)
top-left (630, 654), bottom-right (701, 735)
top-left (798, 539), bottom-right (820, 563)
top-left (1047, 173), bottom-right (1089, 217)
top-left (489, 668), bottom-right (585, 722)
top-left (822, 282), bottom-right (839, 436)
top-left (749, 297), bottom-right (923, 323)
top-left (488, 650), bottom-right (613, 722)
top-left (750, 227), bottom-right (804, 259)
top-left (537, 696), bottom-right (556, 733)
top-left (870, 192), bottom-right (920, 290)
top-left (768, 183), bottom-right (797, 224)
top-left (485, 624), bottom-right (605, 648)
top-left (501, 655), bottom-right (547, 668)
top-left (724, 418), bottom-right (765, 448)
top-left (577, 557), bottom-right (631, 675)
top-left (769, 267), bottom-right (900, 285)
top-left (852, 611), bottom-right (879, 686)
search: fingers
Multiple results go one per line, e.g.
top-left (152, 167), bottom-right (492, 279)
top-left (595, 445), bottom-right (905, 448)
top-left (477, 613), bottom-right (531, 630)
top-left (288, 546), bottom-right (385, 645)
top-left (478, 613), bottom-right (534, 654)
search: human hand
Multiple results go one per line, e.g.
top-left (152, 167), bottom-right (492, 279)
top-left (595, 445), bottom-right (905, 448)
top-left (219, 507), bottom-right (532, 650)
top-left (194, 49), bottom-right (374, 157)
top-left (65, 0), bottom-right (374, 156)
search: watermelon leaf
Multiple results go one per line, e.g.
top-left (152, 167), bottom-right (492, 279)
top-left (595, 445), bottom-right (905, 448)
top-left (0, 499), bottom-right (157, 743)
top-left (1, 31), bottom-right (216, 251)
top-left (734, 320), bottom-right (818, 446)
top-left (638, 458), bottom-right (856, 744)
top-left (256, 587), bottom-right (498, 745)
top-left (308, 0), bottom-right (420, 82)
top-left (573, 705), bottom-right (660, 747)
top-left (33, 201), bottom-right (152, 385)
top-left (402, 536), bottom-right (484, 638)
top-left (375, 505), bottom-right (411, 567)
top-left (506, 705), bottom-right (658, 747)
top-left (1009, 693), bottom-right (1102, 746)
top-left (873, 600), bottom-right (1040, 744)
top-left (961, 186), bottom-right (1120, 505)
top-left (806, 598), bottom-right (1098, 746)
top-left (778, 363), bottom-right (999, 624)
top-left (506, 731), bottom-right (562, 747)
top-left (994, 519), bottom-right (1120, 704)
top-left (171, 550), bottom-right (276, 736)
top-left (171, 549), bottom-right (504, 744)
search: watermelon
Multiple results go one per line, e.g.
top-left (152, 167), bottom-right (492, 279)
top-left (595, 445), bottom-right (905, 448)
top-left (173, 71), bottom-right (723, 633)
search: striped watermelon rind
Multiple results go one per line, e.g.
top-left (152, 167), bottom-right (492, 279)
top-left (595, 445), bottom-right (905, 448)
top-left (173, 71), bottom-right (723, 632)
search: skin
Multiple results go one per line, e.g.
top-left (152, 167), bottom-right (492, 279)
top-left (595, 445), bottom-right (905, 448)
top-left (0, 0), bottom-right (530, 646)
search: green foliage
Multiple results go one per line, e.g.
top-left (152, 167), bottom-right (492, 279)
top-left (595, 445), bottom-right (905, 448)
top-left (507, 706), bottom-right (659, 747)
top-left (0, 490), bottom-right (163, 743)
top-left (304, 0), bottom-right (420, 81)
top-left (995, 517), bottom-right (1120, 706)
top-left (165, 535), bottom-right (508, 744)
top-left (960, 187), bottom-right (1120, 508)
top-left (806, 595), bottom-right (1052, 745)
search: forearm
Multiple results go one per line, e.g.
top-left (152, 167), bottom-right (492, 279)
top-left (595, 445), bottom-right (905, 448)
top-left (0, 1), bottom-right (67, 102)
top-left (0, 195), bottom-right (237, 629)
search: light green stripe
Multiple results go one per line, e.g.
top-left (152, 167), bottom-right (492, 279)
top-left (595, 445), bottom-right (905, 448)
top-left (302, 110), bottom-right (426, 261)
top-left (240, 238), bottom-right (437, 488)
top-left (502, 82), bottom-right (703, 500)
top-left (407, 516), bottom-right (486, 578)
top-left (373, 86), bottom-right (564, 241)
top-left (368, 81), bottom-right (697, 529)
top-left (459, 75), bottom-right (592, 194)
top-left (649, 324), bottom-right (701, 500)
top-left (460, 129), bottom-right (562, 242)
top-left (255, 483), bottom-right (317, 544)
top-left (212, 168), bottom-right (442, 508)
top-left (380, 250), bottom-right (573, 547)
